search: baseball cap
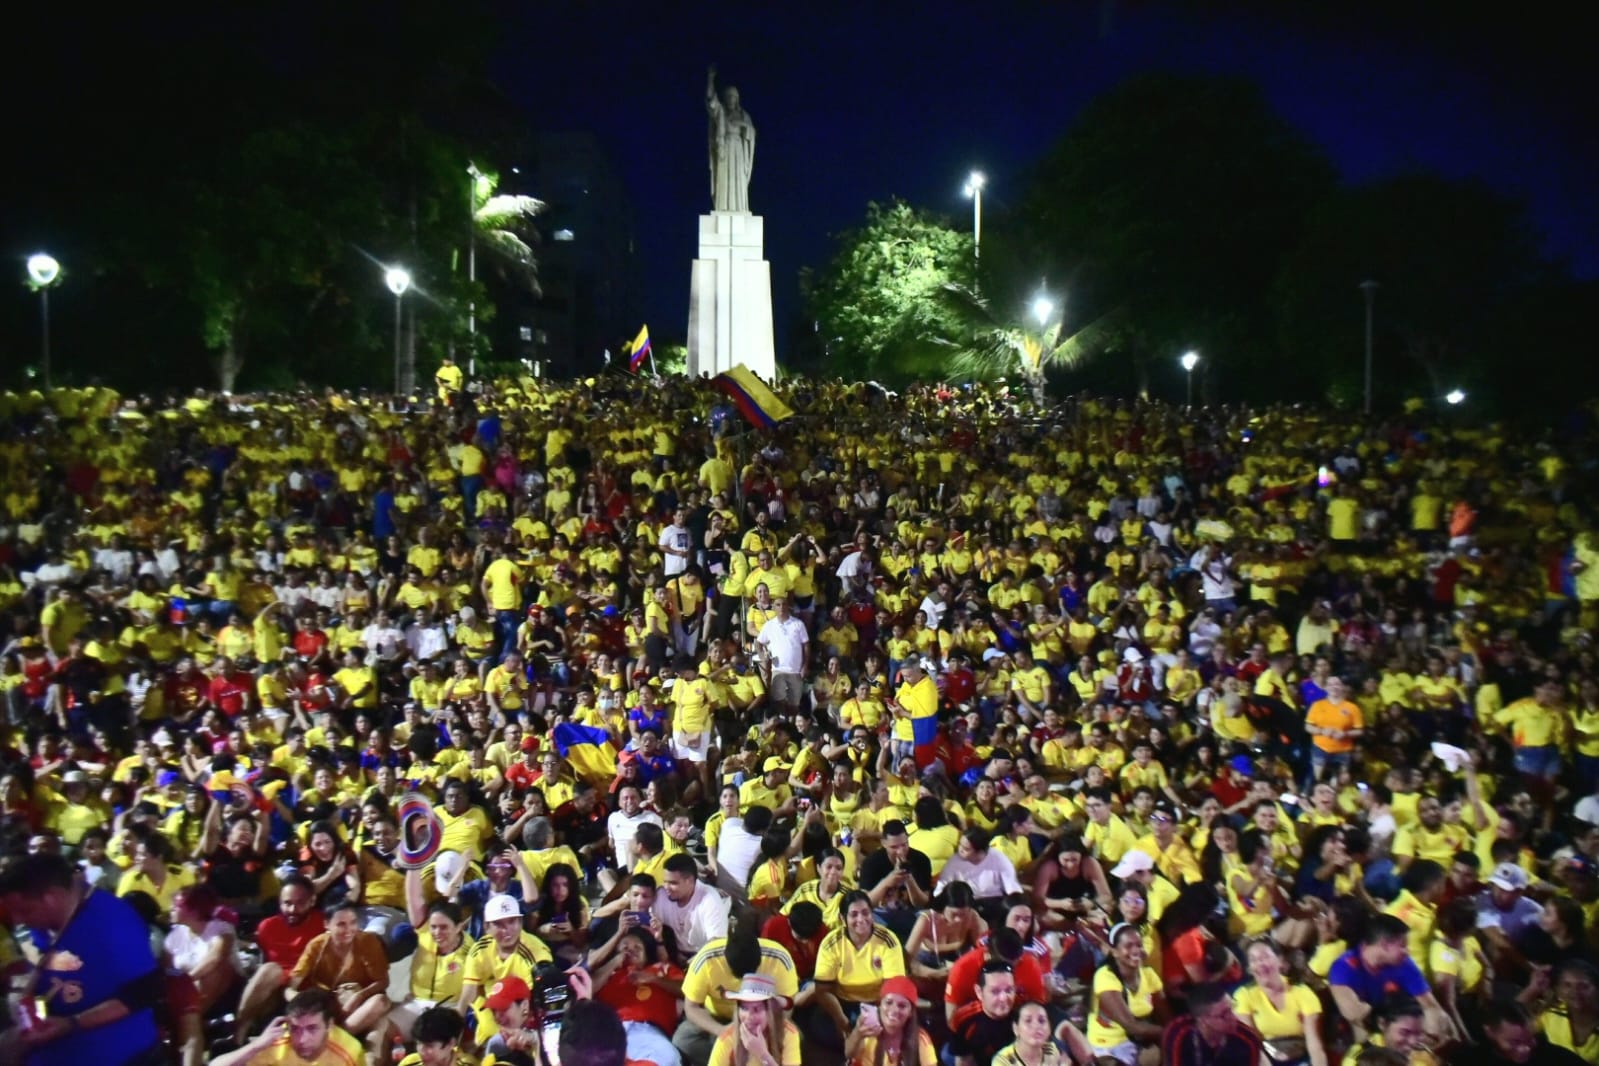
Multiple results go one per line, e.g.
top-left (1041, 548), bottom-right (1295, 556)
top-left (762, 756), bottom-right (789, 774)
top-left (1230, 755), bottom-right (1254, 777)
top-left (433, 851), bottom-right (466, 895)
top-left (151, 729), bottom-right (175, 748)
top-left (1123, 647), bottom-right (1144, 663)
top-left (520, 735), bottom-right (540, 752)
top-left (484, 975), bottom-right (531, 1011)
top-left (879, 976), bottom-right (918, 1003)
top-left (1488, 862), bottom-right (1530, 891)
top-left (484, 894), bottom-right (522, 923)
top-left (61, 770), bottom-right (88, 785)
top-left (726, 974), bottom-right (779, 1002)
top-left (1111, 851), bottom-right (1156, 879)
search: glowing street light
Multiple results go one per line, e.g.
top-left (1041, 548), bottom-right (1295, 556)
top-left (963, 171), bottom-right (985, 260)
top-left (1031, 294), bottom-right (1055, 326)
top-left (1180, 350), bottom-right (1200, 405)
top-left (1445, 388), bottom-right (1466, 405)
top-left (385, 266), bottom-right (413, 394)
top-left (26, 253), bottom-right (62, 389)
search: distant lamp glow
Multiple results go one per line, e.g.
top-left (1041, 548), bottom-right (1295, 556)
top-left (1446, 388), bottom-right (1466, 405)
top-left (26, 253), bottom-right (61, 390)
top-left (963, 171), bottom-right (985, 197)
top-left (27, 253), bottom-right (61, 288)
top-left (552, 228), bottom-right (575, 242)
top-left (384, 266), bottom-right (412, 297)
top-left (1180, 350), bottom-right (1200, 404)
top-left (1031, 295), bottom-right (1055, 326)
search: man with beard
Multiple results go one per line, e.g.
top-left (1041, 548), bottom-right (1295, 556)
top-left (236, 876), bottom-right (327, 1043)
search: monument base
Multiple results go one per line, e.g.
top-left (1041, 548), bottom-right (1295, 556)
top-left (688, 211), bottom-right (776, 381)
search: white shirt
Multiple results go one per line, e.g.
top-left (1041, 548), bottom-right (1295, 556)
top-left (658, 524), bottom-right (692, 576)
top-left (407, 622), bottom-right (449, 662)
top-left (654, 881), bottom-right (731, 957)
top-left (937, 849), bottom-right (1022, 900)
top-left (608, 808), bottom-right (663, 871)
top-left (1190, 548), bottom-right (1236, 601)
top-left (364, 624), bottom-right (406, 661)
top-left (165, 919), bottom-right (240, 974)
top-left (715, 819), bottom-right (763, 888)
top-left (757, 616), bottom-right (809, 674)
top-left (918, 594), bottom-right (948, 630)
top-left (836, 551), bottom-right (869, 586)
top-left (94, 548), bottom-right (135, 584)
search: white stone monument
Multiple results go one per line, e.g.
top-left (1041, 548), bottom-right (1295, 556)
top-left (688, 66), bottom-right (776, 380)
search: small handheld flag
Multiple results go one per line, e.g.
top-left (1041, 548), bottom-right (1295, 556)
top-left (625, 325), bottom-right (652, 374)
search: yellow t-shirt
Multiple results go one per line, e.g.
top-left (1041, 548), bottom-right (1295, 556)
top-left (681, 936), bottom-right (799, 1023)
top-left (1087, 963), bottom-right (1160, 1046)
top-left (250, 1025), bottom-right (366, 1066)
top-left (814, 925), bottom-right (906, 1003)
top-left (1232, 981), bottom-right (1321, 1041)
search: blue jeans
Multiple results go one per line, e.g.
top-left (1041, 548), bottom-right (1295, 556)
top-left (494, 609), bottom-right (521, 662)
top-left (1514, 744), bottom-right (1561, 779)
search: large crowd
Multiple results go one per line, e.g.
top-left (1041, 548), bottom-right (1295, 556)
top-left (2, 364), bottom-right (1599, 1066)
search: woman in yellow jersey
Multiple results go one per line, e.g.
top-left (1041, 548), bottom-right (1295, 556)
top-left (1428, 898), bottom-right (1487, 1043)
top-left (823, 762), bottom-right (865, 833)
top-left (1232, 938), bottom-right (1328, 1066)
top-left (1539, 960), bottom-right (1599, 1064)
top-left (1086, 922), bottom-right (1166, 1066)
top-left (812, 655), bottom-right (853, 722)
top-left (965, 777), bottom-right (1004, 833)
top-left (1227, 831), bottom-right (1287, 939)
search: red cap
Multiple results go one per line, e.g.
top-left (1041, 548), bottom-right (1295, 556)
top-left (520, 735), bottom-right (540, 752)
top-left (484, 975), bottom-right (532, 1011)
top-left (879, 976), bottom-right (918, 1004)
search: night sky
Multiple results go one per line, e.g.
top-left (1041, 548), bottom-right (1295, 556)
top-left (502, 2), bottom-right (1599, 348)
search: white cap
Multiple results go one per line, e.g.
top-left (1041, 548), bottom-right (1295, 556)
top-left (434, 851), bottom-right (466, 895)
top-left (982, 648), bottom-right (1008, 663)
top-left (1488, 862), bottom-right (1529, 892)
top-left (1111, 850), bottom-right (1155, 879)
top-left (151, 729), bottom-right (175, 748)
top-left (484, 893), bottom-right (522, 923)
top-left (1123, 647), bottom-right (1144, 664)
top-left (61, 770), bottom-right (88, 785)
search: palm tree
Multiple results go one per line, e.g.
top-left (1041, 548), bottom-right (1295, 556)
top-left (933, 283), bottom-right (1123, 405)
top-left (462, 164), bottom-right (544, 371)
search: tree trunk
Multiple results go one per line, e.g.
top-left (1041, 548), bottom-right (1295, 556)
top-left (217, 315), bottom-right (246, 393)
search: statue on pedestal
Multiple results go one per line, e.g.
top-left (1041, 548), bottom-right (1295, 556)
top-left (706, 65), bottom-right (755, 213)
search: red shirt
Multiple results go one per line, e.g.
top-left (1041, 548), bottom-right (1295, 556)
top-left (760, 914), bottom-right (825, 981)
top-left (208, 671), bottom-right (253, 717)
top-left (944, 943), bottom-right (1046, 1008)
top-left (505, 761), bottom-right (540, 792)
top-left (255, 909), bottom-right (326, 969)
top-left (292, 630), bottom-right (329, 660)
top-left (595, 960), bottom-right (684, 1033)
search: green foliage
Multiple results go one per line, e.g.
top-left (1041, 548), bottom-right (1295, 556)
top-left (934, 283), bottom-right (1124, 399)
top-left (803, 200), bottom-right (976, 383)
top-left (655, 343), bottom-right (689, 376)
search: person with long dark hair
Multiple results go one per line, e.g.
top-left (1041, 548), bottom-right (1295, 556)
top-left (530, 861), bottom-right (589, 965)
top-left (844, 975), bottom-right (936, 1066)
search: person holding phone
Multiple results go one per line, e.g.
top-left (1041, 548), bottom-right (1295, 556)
top-left (844, 975), bottom-right (936, 1066)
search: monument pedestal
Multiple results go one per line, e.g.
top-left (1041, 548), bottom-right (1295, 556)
top-left (688, 211), bottom-right (775, 381)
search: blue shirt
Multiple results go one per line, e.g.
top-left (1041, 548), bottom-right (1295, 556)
top-left (1326, 948), bottom-right (1429, 1003)
top-left (29, 888), bottom-right (160, 1066)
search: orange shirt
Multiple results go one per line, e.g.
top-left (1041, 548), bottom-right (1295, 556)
top-left (1306, 698), bottom-right (1363, 754)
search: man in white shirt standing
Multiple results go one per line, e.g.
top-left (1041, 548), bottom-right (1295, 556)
top-left (653, 853), bottom-right (731, 965)
top-left (658, 508), bottom-right (692, 578)
top-left (1189, 543), bottom-right (1238, 614)
top-left (756, 597), bottom-right (809, 711)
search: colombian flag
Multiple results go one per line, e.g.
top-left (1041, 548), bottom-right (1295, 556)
top-left (552, 721), bottom-right (618, 785)
top-left (625, 325), bottom-right (652, 374)
top-left (713, 364), bottom-right (793, 428)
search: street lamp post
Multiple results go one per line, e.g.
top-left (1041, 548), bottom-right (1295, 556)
top-left (26, 253), bottom-right (61, 389)
top-left (963, 171), bottom-right (985, 261)
top-left (1181, 350), bottom-right (1200, 406)
top-left (385, 266), bottom-right (412, 394)
top-left (1360, 280), bottom-right (1378, 415)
